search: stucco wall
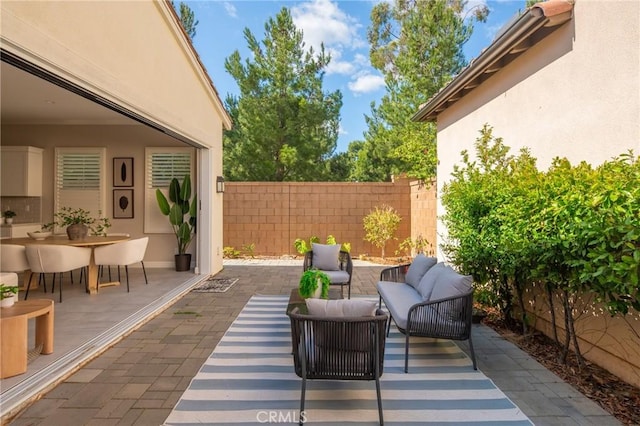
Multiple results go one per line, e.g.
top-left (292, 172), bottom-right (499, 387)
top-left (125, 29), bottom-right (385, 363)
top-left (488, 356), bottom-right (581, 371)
top-left (0, 0), bottom-right (228, 146)
top-left (430, 0), bottom-right (640, 388)
top-left (435, 0), bottom-right (640, 255)
top-left (223, 179), bottom-right (437, 258)
top-left (1, 0), bottom-right (228, 273)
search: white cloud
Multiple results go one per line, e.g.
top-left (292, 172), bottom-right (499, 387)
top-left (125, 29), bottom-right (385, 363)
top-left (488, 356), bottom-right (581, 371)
top-left (348, 73), bottom-right (385, 95)
top-left (223, 2), bottom-right (237, 18)
top-left (326, 60), bottom-right (356, 75)
top-left (324, 47), bottom-right (356, 75)
top-left (292, 0), bottom-right (364, 53)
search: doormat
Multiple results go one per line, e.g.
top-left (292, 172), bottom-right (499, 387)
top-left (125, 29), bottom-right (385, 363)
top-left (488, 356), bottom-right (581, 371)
top-left (191, 277), bottom-right (238, 293)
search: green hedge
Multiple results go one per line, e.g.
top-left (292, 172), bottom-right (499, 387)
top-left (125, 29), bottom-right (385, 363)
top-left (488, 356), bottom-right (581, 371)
top-left (441, 125), bottom-right (639, 365)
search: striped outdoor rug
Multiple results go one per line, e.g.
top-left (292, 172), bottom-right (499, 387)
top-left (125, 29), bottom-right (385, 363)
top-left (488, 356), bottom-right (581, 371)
top-left (164, 295), bottom-right (532, 425)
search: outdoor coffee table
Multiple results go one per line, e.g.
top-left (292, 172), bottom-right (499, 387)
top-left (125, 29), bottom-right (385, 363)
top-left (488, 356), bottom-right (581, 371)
top-left (286, 288), bottom-right (342, 315)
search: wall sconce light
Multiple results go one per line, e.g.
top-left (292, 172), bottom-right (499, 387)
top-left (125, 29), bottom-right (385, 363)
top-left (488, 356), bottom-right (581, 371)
top-left (216, 176), bottom-right (225, 193)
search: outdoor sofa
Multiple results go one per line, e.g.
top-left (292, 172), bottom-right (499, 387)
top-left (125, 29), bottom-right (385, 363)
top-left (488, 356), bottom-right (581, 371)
top-left (376, 254), bottom-right (476, 372)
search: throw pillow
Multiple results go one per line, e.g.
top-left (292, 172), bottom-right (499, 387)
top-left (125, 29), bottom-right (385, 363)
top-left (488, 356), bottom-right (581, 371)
top-left (429, 266), bottom-right (473, 301)
top-left (404, 254), bottom-right (437, 289)
top-left (416, 262), bottom-right (447, 300)
top-left (311, 243), bottom-right (341, 271)
top-left (306, 298), bottom-right (377, 317)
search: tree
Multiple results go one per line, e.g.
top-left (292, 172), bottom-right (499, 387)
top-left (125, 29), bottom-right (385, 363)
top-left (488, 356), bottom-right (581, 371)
top-left (363, 204), bottom-right (402, 258)
top-left (172, 1), bottom-right (198, 40)
top-left (352, 0), bottom-right (487, 182)
top-left (223, 8), bottom-right (342, 181)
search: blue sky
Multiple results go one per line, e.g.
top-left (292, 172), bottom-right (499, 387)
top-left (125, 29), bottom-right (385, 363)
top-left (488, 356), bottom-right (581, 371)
top-left (185, 0), bottom-right (528, 153)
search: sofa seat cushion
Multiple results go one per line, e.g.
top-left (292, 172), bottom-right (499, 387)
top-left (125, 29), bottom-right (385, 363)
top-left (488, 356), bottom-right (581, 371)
top-left (404, 254), bottom-right (437, 289)
top-left (376, 281), bottom-right (423, 331)
top-left (322, 270), bottom-right (350, 284)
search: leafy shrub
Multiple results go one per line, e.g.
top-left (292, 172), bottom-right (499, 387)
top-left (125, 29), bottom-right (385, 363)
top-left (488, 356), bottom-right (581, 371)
top-left (223, 246), bottom-right (241, 258)
top-left (294, 235), bottom-right (350, 254)
top-left (363, 204), bottom-right (401, 258)
top-left (242, 243), bottom-right (256, 258)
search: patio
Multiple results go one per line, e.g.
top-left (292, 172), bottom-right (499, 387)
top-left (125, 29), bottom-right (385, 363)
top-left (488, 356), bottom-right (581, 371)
top-left (3, 261), bottom-right (619, 425)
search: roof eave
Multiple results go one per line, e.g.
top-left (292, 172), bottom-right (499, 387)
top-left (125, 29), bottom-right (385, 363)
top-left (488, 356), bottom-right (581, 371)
top-left (411, 0), bottom-right (574, 123)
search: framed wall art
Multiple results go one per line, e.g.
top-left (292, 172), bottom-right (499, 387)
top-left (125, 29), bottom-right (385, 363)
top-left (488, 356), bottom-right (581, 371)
top-left (113, 189), bottom-right (134, 219)
top-left (113, 157), bottom-right (133, 187)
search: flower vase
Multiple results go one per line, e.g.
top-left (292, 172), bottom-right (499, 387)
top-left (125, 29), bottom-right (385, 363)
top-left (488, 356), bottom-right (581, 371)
top-left (312, 285), bottom-right (322, 299)
top-left (67, 223), bottom-right (88, 240)
top-left (1, 295), bottom-right (16, 308)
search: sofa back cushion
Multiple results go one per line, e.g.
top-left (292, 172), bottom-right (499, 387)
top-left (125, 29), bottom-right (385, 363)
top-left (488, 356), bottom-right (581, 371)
top-left (429, 266), bottom-right (473, 301)
top-left (405, 254), bottom-right (437, 289)
top-left (416, 262), bottom-right (446, 300)
top-left (311, 243), bottom-right (341, 271)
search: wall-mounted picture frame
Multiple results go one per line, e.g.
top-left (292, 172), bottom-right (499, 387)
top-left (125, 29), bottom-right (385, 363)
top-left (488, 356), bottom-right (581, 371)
top-left (113, 157), bottom-right (133, 187)
top-left (113, 189), bottom-right (134, 219)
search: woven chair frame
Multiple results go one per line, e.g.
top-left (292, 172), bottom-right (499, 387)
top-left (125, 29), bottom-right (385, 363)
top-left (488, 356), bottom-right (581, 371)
top-left (303, 250), bottom-right (354, 298)
top-left (288, 307), bottom-right (388, 425)
top-left (378, 266), bottom-right (477, 373)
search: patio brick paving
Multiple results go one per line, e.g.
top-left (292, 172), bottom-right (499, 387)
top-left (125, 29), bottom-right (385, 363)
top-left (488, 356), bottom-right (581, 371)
top-left (7, 263), bottom-right (621, 426)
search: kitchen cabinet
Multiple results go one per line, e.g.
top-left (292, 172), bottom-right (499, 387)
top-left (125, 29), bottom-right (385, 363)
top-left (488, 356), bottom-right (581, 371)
top-left (0, 224), bottom-right (42, 239)
top-left (1, 146), bottom-right (43, 196)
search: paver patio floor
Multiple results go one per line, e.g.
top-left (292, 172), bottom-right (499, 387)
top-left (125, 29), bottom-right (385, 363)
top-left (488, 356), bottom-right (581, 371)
top-left (4, 261), bottom-right (620, 425)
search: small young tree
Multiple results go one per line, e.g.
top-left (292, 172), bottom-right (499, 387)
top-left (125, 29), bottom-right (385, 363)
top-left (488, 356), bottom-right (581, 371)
top-left (363, 204), bottom-right (401, 258)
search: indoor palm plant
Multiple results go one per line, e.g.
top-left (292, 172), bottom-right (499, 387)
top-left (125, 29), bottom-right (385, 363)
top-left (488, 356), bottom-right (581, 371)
top-left (298, 269), bottom-right (330, 299)
top-left (156, 175), bottom-right (197, 271)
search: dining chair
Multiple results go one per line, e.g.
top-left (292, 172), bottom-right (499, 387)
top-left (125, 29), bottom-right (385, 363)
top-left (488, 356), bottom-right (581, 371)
top-left (0, 244), bottom-right (41, 292)
top-left (49, 233), bottom-right (84, 287)
top-left (1, 244), bottom-right (30, 275)
top-left (93, 237), bottom-right (149, 292)
top-left (102, 233), bottom-right (131, 281)
top-left (24, 245), bottom-right (92, 303)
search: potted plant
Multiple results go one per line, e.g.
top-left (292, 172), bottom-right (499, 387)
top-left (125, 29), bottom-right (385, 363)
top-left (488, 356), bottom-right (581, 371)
top-left (156, 175), bottom-right (197, 271)
top-left (0, 283), bottom-right (19, 308)
top-left (51, 207), bottom-right (111, 240)
top-left (298, 269), bottom-right (330, 299)
top-left (3, 210), bottom-right (16, 225)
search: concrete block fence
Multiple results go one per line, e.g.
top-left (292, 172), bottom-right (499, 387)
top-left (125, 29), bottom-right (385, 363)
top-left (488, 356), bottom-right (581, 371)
top-left (223, 178), bottom-right (437, 258)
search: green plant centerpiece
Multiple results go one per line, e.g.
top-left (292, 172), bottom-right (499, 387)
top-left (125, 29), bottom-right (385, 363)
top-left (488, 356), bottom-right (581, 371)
top-left (50, 207), bottom-right (111, 240)
top-left (155, 175), bottom-right (197, 271)
top-left (298, 269), bottom-right (330, 299)
top-left (0, 283), bottom-right (19, 307)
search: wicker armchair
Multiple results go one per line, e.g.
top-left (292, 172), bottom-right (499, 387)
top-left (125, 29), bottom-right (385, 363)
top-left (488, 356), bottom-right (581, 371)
top-left (379, 264), bottom-right (476, 373)
top-left (303, 250), bottom-right (353, 298)
top-left (288, 307), bottom-right (389, 425)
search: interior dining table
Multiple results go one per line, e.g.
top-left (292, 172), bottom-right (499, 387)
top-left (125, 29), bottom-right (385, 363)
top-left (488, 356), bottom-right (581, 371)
top-left (0, 235), bottom-right (130, 295)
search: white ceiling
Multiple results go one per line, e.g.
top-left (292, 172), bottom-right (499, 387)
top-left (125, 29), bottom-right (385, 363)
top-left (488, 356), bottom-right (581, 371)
top-left (1, 61), bottom-right (137, 126)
